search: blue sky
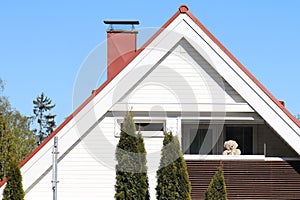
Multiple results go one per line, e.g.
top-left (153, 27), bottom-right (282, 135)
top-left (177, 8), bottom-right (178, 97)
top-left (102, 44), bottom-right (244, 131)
top-left (0, 1), bottom-right (299, 125)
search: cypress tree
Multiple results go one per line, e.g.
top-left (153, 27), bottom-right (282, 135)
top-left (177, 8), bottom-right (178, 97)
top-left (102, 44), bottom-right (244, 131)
top-left (136, 132), bottom-right (150, 199)
top-left (115, 112), bottom-right (149, 200)
top-left (204, 163), bottom-right (227, 200)
top-left (2, 153), bottom-right (25, 200)
top-left (156, 131), bottom-right (191, 200)
top-left (174, 139), bottom-right (192, 200)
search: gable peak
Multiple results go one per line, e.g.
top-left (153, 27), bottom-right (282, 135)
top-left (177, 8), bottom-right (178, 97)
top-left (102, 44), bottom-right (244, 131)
top-left (179, 5), bottom-right (189, 13)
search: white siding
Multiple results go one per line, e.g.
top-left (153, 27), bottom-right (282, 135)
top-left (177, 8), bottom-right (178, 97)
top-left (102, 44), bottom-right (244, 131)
top-left (114, 39), bottom-right (252, 113)
top-left (144, 137), bottom-right (163, 199)
top-left (23, 116), bottom-right (173, 200)
top-left (24, 170), bottom-right (52, 199)
top-left (25, 117), bottom-right (117, 200)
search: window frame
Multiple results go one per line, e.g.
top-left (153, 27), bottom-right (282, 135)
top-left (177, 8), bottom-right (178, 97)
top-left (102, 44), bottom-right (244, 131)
top-left (181, 124), bottom-right (214, 155)
top-left (114, 118), bottom-right (166, 138)
top-left (224, 125), bottom-right (255, 155)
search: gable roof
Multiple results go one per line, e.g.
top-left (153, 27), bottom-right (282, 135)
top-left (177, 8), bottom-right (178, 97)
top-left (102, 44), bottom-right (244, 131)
top-left (1, 4), bottom-right (299, 188)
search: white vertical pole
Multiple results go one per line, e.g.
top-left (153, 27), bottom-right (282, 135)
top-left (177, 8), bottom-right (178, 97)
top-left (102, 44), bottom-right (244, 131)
top-left (52, 136), bottom-right (58, 200)
top-left (177, 117), bottom-right (182, 146)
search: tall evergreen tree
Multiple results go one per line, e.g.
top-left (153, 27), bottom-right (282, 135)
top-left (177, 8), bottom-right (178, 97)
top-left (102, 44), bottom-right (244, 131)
top-left (136, 131), bottom-right (150, 199)
top-left (156, 131), bottom-right (191, 200)
top-left (204, 163), bottom-right (227, 200)
top-left (2, 156), bottom-right (25, 200)
top-left (115, 112), bottom-right (149, 200)
top-left (175, 140), bottom-right (192, 199)
top-left (33, 92), bottom-right (56, 145)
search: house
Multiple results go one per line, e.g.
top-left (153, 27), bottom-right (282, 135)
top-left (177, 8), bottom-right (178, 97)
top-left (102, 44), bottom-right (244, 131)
top-left (1, 5), bottom-right (300, 199)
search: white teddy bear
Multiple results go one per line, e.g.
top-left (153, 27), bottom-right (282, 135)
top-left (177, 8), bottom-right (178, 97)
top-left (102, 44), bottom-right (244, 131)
top-left (223, 140), bottom-right (241, 155)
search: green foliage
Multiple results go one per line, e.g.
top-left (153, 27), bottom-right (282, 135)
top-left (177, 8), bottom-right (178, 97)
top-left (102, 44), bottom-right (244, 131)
top-left (0, 113), bottom-right (11, 180)
top-left (204, 163), bottom-right (227, 200)
top-left (0, 80), bottom-right (36, 180)
top-left (156, 131), bottom-right (191, 200)
top-left (115, 112), bottom-right (149, 200)
top-left (136, 132), bottom-right (150, 199)
top-left (0, 79), bottom-right (33, 199)
top-left (33, 92), bottom-right (56, 145)
top-left (2, 157), bottom-right (25, 200)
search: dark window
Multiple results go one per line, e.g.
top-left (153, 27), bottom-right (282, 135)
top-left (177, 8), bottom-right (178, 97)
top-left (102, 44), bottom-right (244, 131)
top-left (134, 123), bottom-right (164, 132)
top-left (186, 129), bottom-right (212, 155)
top-left (120, 123), bottom-right (164, 132)
top-left (119, 122), bottom-right (164, 138)
top-left (226, 127), bottom-right (253, 155)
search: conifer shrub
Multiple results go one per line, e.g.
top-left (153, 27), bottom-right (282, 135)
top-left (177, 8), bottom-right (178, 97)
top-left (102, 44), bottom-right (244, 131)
top-left (136, 132), bottom-right (150, 199)
top-left (114, 111), bottom-right (149, 200)
top-left (156, 131), bottom-right (191, 200)
top-left (204, 162), bottom-right (227, 200)
top-left (2, 159), bottom-right (25, 200)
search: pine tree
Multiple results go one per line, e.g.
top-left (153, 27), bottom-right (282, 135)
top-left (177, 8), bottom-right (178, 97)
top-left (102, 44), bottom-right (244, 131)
top-left (156, 131), bottom-right (191, 200)
top-left (115, 112), bottom-right (149, 200)
top-left (204, 163), bottom-right (227, 200)
top-left (33, 92), bottom-right (56, 145)
top-left (2, 158), bottom-right (25, 200)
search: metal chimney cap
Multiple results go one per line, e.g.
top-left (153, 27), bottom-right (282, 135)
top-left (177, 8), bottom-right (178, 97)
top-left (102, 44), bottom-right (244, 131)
top-left (103, 20), bottom-right (139, 25)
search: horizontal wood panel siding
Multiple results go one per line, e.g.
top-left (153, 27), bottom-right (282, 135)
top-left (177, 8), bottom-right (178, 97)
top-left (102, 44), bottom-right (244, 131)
top-left (118, 39), bottom-right (250, 109)
top-left (25, 117), bottom-right (117, 200)
top-left (186, 160), bottom-right (300, 200)
top-left (25, 116), bottom-right (165, 199)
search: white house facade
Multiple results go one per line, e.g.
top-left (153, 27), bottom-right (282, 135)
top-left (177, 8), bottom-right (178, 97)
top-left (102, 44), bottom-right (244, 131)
top-left (1, 5), bottom-right (300, 199)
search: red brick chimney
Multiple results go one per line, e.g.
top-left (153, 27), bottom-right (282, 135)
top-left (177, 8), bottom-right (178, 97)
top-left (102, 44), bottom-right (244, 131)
top-left (104, 21), bottom-right (139, 81)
